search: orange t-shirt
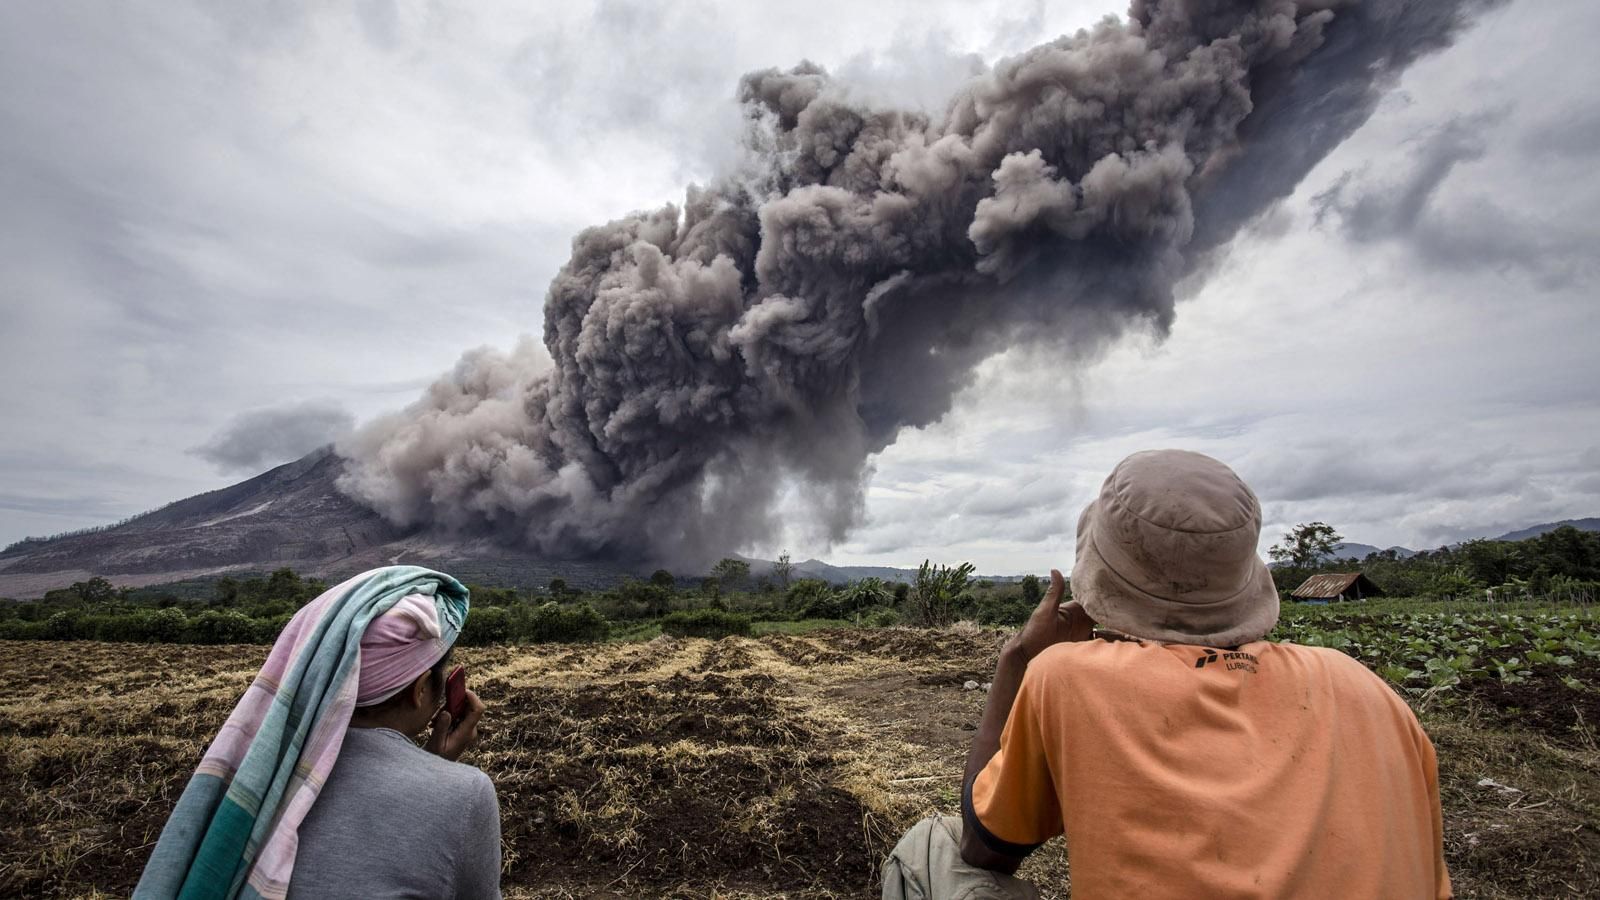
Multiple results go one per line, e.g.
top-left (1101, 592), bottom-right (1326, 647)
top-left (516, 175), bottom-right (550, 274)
top-left (968, 639), bottom-right (1450, 899)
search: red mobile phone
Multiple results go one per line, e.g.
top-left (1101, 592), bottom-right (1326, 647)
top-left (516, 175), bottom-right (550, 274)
top-left (445, 664), bottom-right (468, 721)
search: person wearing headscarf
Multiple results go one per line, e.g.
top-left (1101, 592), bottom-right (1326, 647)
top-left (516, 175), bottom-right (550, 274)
top-left (135, 565), bottom-right (498, 900)
top-left (882, 450), bottom-right (1450, 900)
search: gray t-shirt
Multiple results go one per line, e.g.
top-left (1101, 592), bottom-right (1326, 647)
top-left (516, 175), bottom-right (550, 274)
top-left (287, 727), bottom-right (501, 900)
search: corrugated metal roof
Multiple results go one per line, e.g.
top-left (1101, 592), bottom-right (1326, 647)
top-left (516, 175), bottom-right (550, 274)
top-left (1292, 572), bottom-right (1363, 599)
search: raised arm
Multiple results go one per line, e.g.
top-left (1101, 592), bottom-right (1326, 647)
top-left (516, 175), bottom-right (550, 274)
top-left (959, 568), bottom-right (1094, 872)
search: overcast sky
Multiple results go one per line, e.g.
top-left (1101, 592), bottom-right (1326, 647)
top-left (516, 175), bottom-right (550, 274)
top-left (2, 0), bottom-right (1597, 573)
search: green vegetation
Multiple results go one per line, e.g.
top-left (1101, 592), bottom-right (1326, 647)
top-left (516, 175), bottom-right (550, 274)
top-left (0, 551), bottom-right (1160, 648)
top-left (1269, 521), bottom-right (1343, 568)
top-left (750, 618), bottom-right (851, 635)
top-left (1275, 599), bottom-right (1600, 693)
top-left (1270, 523), bottom-right (1600, 601)
top-left (0, 561), bottom-right (919, 646)
top-left (5, 524), bottom-right (1594, 649)
top-left (0, 569), bottom-right (324, 644)
top-left (660, 609), bottom-right (753, 639)
top-left (909, 560), bottom-right (976, 626)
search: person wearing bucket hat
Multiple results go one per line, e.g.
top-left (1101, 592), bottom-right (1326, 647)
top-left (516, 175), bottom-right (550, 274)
top-left (881, 450), bottom-right (1450, 900)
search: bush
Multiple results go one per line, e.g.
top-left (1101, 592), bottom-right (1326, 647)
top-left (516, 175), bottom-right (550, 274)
top-left (660, 609), bottom-right (752, 639)
top-left (246, 599), bottom-right (296, 620)
top-left (186, 610), bottom-right (262, 644)
top-left (92, 613), bottom-right (148, 642)
top-left (974, 595), bottom-right (1033, 626)
top-left (797, 593), bottom-right (846, 620)
top-left (863, 608), bottom-right (900, 628)
top-left (511, 602), bottom-right (610, 643)
top-left (92, 608), bottom-right (192, 643)
top-left (146, 608), bottom-right (190, 642)
top-left (910, 561), bottom-right (976, 626)
top-left (44, 610), bottom-right (88, 640)
top-left (255, 613), bottom-right (294, 643)
top-left (0, 619), bottom-right (48, 640)
top-left (785, 579), bottom-right (833, 614)
top-left (459, 606), bottom-right (511, 646)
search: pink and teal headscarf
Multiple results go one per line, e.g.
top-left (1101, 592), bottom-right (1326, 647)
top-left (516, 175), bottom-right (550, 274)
top-left (135, 566), bottom-right (470, 900)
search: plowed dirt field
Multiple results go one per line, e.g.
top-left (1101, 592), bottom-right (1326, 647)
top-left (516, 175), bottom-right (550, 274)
top-left (2, 630), bottom-right (1595, 897)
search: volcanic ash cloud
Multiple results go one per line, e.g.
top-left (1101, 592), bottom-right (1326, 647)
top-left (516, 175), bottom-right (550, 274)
top-left (337, 0), bottom-right (1503, 567)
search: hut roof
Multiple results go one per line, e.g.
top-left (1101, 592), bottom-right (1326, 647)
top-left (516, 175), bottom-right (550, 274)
top-left (1291, 572), bottom-right (1384, 599)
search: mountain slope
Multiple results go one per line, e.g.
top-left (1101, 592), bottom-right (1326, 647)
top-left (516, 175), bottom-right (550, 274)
top-left (1326, 542), bottom-right (1417, 560)
top-left (0, 448), bottom-right (408, 595)
top-left (1493, 518), bottom-right (1600, 542)
top-left (0, 449), bottom-right (678, 597)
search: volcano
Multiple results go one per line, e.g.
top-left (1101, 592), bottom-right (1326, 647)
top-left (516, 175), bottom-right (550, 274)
top-left (0, 448), bottom-right (619, 598)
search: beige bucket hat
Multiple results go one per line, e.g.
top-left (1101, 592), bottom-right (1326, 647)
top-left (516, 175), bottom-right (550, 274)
top-left (1073, 449), bottom-right (1279, 647)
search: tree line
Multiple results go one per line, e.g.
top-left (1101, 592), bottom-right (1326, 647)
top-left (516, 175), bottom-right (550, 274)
top-left (10, 525), bottom-right (1588, 646)
top-left (1268, 522), bottom-right (1600, 601)
top-left (0, 557), bottom-right (1050, 645)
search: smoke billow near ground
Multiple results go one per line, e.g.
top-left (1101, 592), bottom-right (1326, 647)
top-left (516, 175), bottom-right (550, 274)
top-left (336, 1), bottom-right (1503, 568)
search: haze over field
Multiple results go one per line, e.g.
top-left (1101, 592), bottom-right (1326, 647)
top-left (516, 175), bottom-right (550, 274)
top-left (3, 0), bottom-right (1599, 572)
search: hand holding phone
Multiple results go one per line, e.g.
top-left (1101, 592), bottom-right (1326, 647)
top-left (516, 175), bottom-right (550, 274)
top-left (427, 664), bottom-right (483, 762)
top-left (445, 664), bottom-right (468, 722)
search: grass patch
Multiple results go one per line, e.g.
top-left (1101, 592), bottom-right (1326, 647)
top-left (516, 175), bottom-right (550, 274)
top-left (608, 621), bottom-right (662, 643)
top-left (752, 619), bottom-right (850, 635)
top-left (1420, 706), bottom-right (1600, 897)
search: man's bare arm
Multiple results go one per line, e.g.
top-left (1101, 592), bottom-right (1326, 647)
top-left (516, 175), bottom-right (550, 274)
top-left (959, 642), bottom-right (1032, 872)
top-left (959, 569), bottom-right (1094, 872)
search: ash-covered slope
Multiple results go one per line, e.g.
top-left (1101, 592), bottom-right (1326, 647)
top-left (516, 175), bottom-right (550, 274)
top-left (0, 448), bottom-right (634, 598)
top-left (0, 448), bottom-right (407, 594)
top-left (0, 445), bottom-right (403, 586)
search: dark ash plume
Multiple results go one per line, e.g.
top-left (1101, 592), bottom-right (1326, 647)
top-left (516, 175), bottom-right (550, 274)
top-left (338, 0), bottom-right (1503, 567)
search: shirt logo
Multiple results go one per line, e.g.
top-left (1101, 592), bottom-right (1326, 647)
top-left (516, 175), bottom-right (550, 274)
top-left (1195, 648), bottom-right (1259, 674)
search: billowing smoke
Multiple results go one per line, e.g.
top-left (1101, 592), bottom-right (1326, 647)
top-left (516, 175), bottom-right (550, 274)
top-left (337, 0), bottom-right (1503, 568)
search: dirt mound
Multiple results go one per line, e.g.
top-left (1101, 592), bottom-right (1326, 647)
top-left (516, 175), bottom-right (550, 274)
top-left (829, 627), bottom-right (999, 665)
top-left (694, 637), bottom-right (756, 672)
top-left (764, 634), bottom-right (853, 667)
top-left (602, 635), bottom-right (685, 675)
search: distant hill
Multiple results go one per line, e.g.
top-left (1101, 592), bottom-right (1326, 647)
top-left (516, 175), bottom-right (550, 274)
top-left (1312, 518), bottom-right (1600, 565)
top-left (0, 447), bottom-right (621, 598)
top-left (792, 559), bottom-right (919, 584)
top-left (1493, 518), bottom-right (1600, 542)
top-left (1325, 542), bottom-right (1417, 561)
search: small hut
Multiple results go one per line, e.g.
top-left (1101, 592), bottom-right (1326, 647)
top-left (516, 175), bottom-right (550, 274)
top-left (1291, 572), bottom-right (1384, 604)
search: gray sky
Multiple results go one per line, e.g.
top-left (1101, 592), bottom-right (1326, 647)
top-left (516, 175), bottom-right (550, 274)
top-left (2, 0), bottom-right (1597, 573)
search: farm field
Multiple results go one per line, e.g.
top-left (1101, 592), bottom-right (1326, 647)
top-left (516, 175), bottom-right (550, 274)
top-left (2, 605), bottom-right (1598, 898)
